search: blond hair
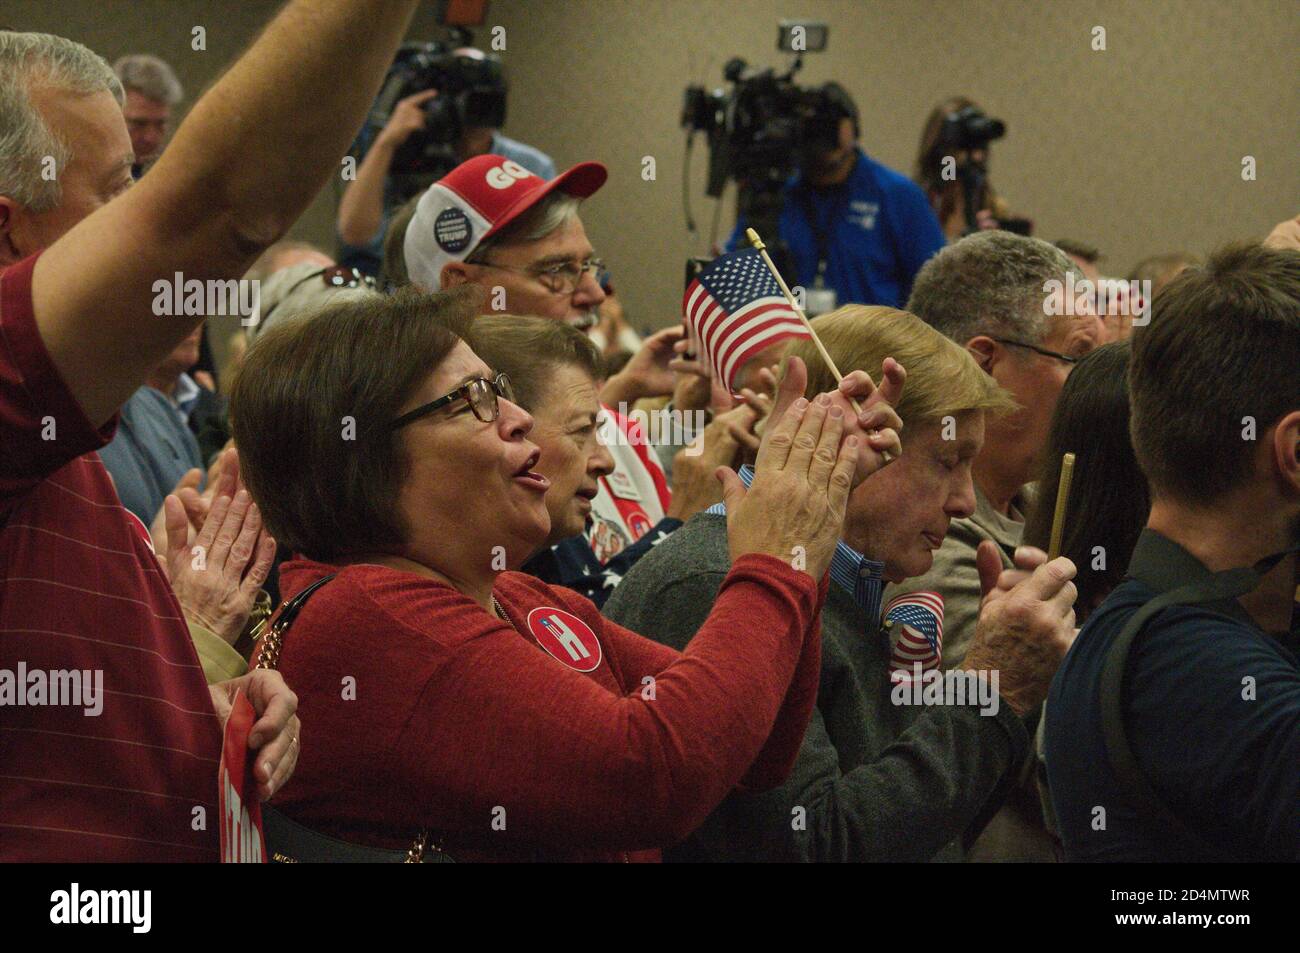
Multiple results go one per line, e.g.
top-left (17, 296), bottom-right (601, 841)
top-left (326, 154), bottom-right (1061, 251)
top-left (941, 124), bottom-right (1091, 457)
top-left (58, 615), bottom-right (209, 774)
top-left (783, 304), bottom-right (1016, 442)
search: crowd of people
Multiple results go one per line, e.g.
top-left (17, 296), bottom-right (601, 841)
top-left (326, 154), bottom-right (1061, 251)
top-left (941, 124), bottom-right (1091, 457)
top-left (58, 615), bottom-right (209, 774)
top-left (0, 0), bottom-right (1296, 864)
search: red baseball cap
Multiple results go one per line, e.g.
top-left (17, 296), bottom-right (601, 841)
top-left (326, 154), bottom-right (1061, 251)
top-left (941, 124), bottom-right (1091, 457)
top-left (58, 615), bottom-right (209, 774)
top-left (404, 154), bottom-right (607, 290)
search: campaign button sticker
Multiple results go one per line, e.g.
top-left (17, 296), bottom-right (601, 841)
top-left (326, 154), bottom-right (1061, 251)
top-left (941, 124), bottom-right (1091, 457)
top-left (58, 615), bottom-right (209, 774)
top-left (526, 607), bottom-right (603, 673)
top-left (626, 508), bottom-right (652, 539)
top-left (434, 207), bottom-right (473, 253)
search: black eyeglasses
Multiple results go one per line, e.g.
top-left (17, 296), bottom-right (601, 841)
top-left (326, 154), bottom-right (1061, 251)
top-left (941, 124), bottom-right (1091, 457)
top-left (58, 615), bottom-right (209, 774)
top-left (990, 337), bottom-right (1079, 366)
top-left (389, 373), bottom-right (515, 430)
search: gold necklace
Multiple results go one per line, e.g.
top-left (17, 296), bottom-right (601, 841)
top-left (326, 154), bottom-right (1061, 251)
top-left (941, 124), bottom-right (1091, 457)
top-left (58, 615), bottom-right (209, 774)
top-left (492, 595), bottom-right (542, 650)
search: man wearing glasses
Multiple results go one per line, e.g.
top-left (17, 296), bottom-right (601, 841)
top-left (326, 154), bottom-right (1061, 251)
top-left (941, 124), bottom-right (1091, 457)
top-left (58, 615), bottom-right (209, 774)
top-left (884, 231), bottom-right (1104, 861)
top-left (403, 155), bottom-right (679, 571)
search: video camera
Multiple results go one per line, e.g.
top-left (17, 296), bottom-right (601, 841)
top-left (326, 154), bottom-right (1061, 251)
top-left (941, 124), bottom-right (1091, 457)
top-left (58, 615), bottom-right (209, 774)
top-left (373, 39), bottom-right (506, 177)
top-left (934, 105), bottom-right (1027, 235)
top-left (680, 21), bottom-right (843, 272)
top-left (937, 105), bottom-right (1006, 153)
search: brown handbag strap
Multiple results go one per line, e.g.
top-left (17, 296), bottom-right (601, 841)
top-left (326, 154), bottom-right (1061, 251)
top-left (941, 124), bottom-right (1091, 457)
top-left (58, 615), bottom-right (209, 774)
top-left (255, 574), bottom-right (438, 863)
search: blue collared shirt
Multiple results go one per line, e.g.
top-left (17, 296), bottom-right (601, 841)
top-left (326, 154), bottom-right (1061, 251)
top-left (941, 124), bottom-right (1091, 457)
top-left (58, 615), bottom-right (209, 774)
top-left (706, 465), bottom-right (885, 624)
top-left (170, 372), bottom-right (201, 425)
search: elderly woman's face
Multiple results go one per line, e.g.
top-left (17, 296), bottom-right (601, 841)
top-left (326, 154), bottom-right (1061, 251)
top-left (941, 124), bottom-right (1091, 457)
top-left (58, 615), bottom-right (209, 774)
top-left (394, 341), bottom-right (551, 570)
top-left (526, 363), bottom-right (615, 545)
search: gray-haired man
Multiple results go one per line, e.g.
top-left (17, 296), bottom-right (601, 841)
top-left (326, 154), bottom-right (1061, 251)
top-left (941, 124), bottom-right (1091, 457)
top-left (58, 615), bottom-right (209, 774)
top-left (891, 230), bottom-right (1105, 670)
top-left (113, 53), bottom-right (183, 175)
top-left (889, 230), bottom-right (1105, 860)
top-left (0, 1), bottom-right (420, 861)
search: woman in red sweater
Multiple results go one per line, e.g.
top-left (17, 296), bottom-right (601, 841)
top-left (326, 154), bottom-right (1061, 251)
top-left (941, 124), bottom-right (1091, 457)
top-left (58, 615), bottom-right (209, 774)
top-left (228, 287), bottom-right (900, 861)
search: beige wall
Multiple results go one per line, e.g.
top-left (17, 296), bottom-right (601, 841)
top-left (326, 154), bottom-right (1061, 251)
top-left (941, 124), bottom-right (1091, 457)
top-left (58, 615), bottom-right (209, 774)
top-left (9, 0), bottom-right (1298, 333)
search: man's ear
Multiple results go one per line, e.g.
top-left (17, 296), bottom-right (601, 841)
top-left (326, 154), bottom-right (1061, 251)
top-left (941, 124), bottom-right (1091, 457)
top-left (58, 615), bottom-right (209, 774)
top-left (966, 336), bottom-right (998, 374)
top-left (0, 197), bottom-right (24, 267)
top-left (440, 261), bottom-right (473, 290)
top-left (1270, 409), bottom-right (1300, 497)
top-left (839, 116), bottom-right (857, 147)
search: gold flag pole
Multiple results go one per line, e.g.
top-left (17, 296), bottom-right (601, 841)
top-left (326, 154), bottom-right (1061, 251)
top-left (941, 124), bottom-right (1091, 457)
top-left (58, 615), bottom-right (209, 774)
top-left (1047, 452), bottom-right (1076, 560)
top-left (745, 227), bottom-right (862, 415)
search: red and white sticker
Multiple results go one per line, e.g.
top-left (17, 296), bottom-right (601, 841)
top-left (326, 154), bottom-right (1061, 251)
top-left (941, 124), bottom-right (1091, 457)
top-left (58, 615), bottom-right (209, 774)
top-left (526, 607), bottom-right (603, 673)
top-left (218, 689), bottom-right (266, 863)
top-left (626, 509), bottom-right (652, 539)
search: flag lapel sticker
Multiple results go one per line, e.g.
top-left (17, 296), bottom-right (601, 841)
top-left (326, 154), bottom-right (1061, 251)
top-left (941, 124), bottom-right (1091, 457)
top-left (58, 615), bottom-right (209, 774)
top-left (884, 591), bottom-right (944, 683)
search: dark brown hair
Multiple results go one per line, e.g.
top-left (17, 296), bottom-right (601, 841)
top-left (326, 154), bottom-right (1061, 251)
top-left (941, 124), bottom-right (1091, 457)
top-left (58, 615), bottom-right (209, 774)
top-left (1129, 241), bottom-right (1300, 505)
top-left (229, 285), bottom-right (478, 560)
top-left (1024, 343), bottom-right (1148, 621)
top-left (914, 95), bottom-right (1000, 224)
top-left (466, 315), bottom-right (603, 411)
top-left (1126, 251), bottom-right (1199, 296)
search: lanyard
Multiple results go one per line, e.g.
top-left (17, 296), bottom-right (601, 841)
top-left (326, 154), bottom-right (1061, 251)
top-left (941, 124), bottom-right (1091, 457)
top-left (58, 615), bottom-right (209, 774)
top-left (796, 183), bottom-right (850, 287)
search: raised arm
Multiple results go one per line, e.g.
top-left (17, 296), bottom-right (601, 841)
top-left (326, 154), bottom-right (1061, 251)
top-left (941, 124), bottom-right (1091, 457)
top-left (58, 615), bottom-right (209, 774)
top-left (32, 0), bottom-right (418, 426)
top-left (337, 89), bottom-right (437, 247)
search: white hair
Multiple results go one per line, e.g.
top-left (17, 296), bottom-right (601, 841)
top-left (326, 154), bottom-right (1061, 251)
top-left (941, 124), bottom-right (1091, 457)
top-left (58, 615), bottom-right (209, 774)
top-left (467, 192), bottom-right (582, 261)
top-left (113, 53), bottom-right (183, 105)
top-left (0, 31), bottom-right (123, 212)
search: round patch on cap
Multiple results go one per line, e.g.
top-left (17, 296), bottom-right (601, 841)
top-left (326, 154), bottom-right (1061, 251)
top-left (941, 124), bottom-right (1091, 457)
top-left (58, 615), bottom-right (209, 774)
top-left (434, 206), bottom-right (473, 254)
top-left (526, 607), bottom-right (603, 673)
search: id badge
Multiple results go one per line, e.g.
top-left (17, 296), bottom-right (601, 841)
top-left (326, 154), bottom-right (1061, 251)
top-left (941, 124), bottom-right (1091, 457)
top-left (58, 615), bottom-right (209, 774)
top-left (805, 286), bottom-right (838, 316)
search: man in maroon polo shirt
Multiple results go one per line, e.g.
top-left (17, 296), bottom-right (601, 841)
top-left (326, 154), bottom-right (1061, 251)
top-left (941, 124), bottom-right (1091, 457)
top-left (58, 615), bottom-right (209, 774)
top-left (0, 0), bottom-right (419, 860)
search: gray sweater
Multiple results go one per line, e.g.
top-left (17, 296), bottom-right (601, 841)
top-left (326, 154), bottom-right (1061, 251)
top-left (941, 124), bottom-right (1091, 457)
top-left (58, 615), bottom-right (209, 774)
top-left (603, 512), bottom-right (1029, 862)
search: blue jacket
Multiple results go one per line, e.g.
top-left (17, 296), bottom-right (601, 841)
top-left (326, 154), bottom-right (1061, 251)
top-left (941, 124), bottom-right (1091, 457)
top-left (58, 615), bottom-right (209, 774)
top-left (727, 147), bottom-right (945, 308)
top-left (523, 518), bottom-right (681, 609)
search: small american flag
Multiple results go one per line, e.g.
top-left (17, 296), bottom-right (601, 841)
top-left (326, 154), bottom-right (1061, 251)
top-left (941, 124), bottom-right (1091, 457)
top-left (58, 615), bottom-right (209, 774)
top-left (219, 690), bottom-right (266, 863)
top-left (885, 591), bottom-right (944, 683)
top-left (683, 247), bottom-right (812, 390)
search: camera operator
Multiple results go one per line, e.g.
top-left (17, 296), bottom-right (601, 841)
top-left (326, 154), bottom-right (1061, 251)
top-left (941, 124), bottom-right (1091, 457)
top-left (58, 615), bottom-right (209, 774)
top-left (336, 46), bottom-right (554, 276)
top-left (724, 83), bottom-right (945, 311)
top-left (916, 96), bottom-right (1028, 241)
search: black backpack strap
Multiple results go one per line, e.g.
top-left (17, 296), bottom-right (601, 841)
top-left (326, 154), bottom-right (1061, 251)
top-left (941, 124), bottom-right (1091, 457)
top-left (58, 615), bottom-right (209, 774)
top-left (1098, 566), bottom-right (1260, 855)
